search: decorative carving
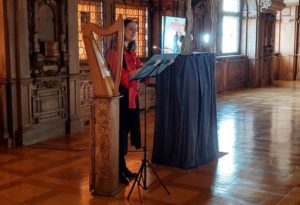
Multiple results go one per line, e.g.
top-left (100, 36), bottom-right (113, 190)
top-left (28, 0), bottom-right (68, 78)
top-left (80, 80), bottom-right (94, 106)
top-left (260, 13), bottom-right (276, 56)
top-left (32, 77), bottom-right (67, 124)
top-left (34, 79), bottom-right (63, 89)
top-left (260, 0), bottom-right (272, 10)
top-left (90, 97), bottom-right (120, 195)
top-left (260, 0), bottom-right (285, 12)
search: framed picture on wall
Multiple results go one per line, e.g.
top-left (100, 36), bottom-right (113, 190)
top-left (161, 16), bottom-right (186, 54)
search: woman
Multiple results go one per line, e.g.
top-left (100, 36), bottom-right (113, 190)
top-left (118, 19), bottom-right (142, 184)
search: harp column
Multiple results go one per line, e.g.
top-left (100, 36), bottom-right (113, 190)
top-left (90, 95), bottom-right (121, 196)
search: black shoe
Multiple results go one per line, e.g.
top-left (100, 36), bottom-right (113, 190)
top-left (124, 168), bottom-right (138, 178)
top-left (119, 172), bottom-right (130, 184)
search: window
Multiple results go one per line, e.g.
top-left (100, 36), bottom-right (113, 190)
top-left (77, 0), bottom-right (103, 106)
top-left (115, 4), bottom-right (148, 57)
top-left (78, 0), bottom-right (103, 62)
top-left (219, 0), bottom-right (241, 54)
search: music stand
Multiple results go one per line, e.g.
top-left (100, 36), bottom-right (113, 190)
top-left (127, 54), bottom-right (178, 200)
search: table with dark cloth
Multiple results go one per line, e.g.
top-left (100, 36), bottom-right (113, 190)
top-left (151, 53), bottom-right (218, 168)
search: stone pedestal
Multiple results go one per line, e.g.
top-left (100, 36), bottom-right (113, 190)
top-left (90, 96), bottom-right (121, 196)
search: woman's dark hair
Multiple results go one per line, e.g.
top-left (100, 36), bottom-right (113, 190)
top-left (124, 19), bottom-right (137, 51)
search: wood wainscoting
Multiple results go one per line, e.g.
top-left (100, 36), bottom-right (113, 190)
top-left (216, 55), bottom-right (249, 93)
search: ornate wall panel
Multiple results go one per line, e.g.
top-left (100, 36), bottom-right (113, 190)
top-left (28, 0), bottom-right (68, 78)
top-left (215, 55), bottom-right (249, 93)
top-left (32, 77), bottom-right (67, 123)
top-left (227, 58), bottom-right (248, 90)
top-left (20, 76), bottom-right (68, 145)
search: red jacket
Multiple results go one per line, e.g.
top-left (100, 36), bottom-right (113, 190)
top-left (122, 50), bottom-right (143, 109)
top-left (107, 49), bottom-right (143, 109)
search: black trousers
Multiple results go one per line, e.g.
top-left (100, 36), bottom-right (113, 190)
top-left (119, 85), bottom-right (141, 174)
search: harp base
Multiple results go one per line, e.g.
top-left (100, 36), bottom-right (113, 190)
top-left (90, 96), bottom-right (122, 196)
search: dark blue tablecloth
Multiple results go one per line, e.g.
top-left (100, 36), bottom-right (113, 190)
top-left (151, 53), bottom-right (218, 168)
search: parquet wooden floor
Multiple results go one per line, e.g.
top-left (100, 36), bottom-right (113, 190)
top-left (1, 80), bottom-right (300, 204)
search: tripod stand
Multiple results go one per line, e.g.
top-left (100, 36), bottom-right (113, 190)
top-left (127, 82), bottom-right (170, 200)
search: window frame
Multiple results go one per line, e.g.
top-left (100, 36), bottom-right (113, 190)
top-left (77, 0), bottom-right (103, 68)
top-left (217, 0), bottom-right (243, 56)
top-left (115, 4), bottom-right (149, 59)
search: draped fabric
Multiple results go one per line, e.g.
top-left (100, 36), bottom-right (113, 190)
top-left (151, 53), bottom-right (218, 168)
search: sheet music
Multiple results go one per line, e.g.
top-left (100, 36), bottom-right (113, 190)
top-left (130, 54), bottom-right (179, 80)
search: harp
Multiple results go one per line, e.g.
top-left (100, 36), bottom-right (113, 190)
top-left (82, 16), bottom-right (124, 97)
top-left (83, 17), bottom-right (124, 195)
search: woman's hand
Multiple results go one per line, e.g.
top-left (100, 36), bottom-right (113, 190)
top-left (130, 68), bottom-right (142, 78)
